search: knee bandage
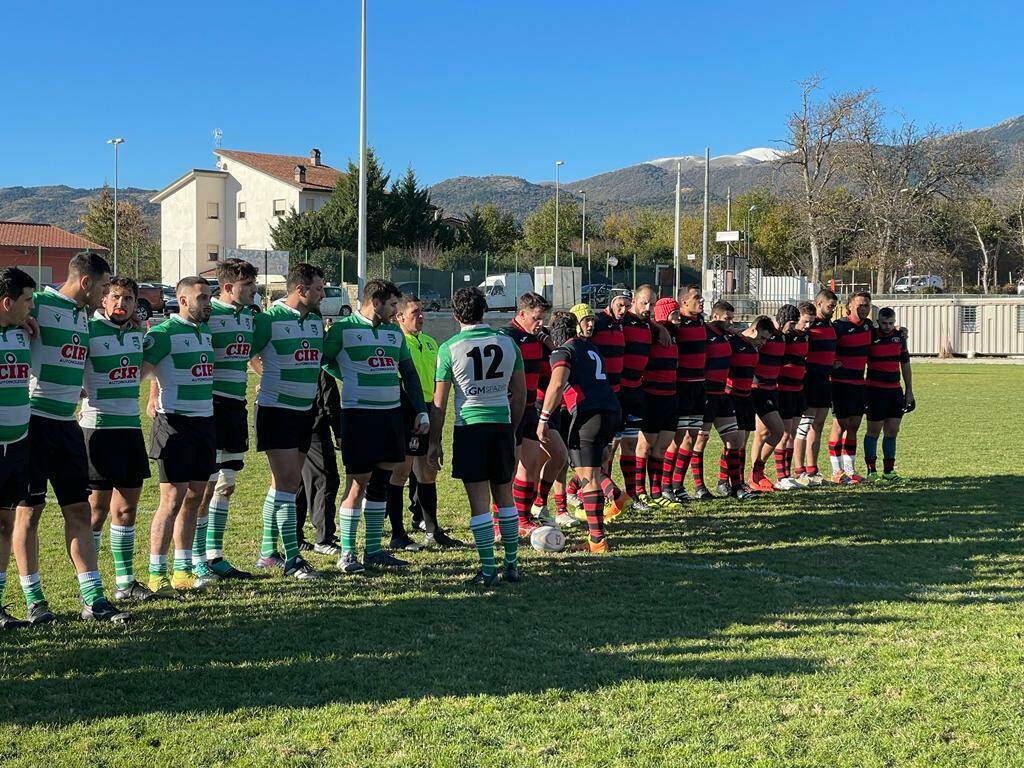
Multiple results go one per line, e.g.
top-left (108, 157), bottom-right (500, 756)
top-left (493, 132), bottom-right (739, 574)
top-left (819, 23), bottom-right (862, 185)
top-left (716, 421), bottom-right (738, 436)
top-left (213, 468), bottom-right (237, 496)
top-left (366, 467), bottom-right (392, 502)
top-left (796, 416), bottom-right (813, 440)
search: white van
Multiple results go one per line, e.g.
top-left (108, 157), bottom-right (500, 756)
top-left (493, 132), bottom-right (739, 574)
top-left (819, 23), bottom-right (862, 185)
top-left (892, 274), bottom-right (945, 293)
top-left (479, 273), bottom-right (534, 310)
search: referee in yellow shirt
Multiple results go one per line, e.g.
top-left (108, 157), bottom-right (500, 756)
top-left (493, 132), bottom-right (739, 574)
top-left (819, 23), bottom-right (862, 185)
top-left (388, 294), bottom-right (465, 549)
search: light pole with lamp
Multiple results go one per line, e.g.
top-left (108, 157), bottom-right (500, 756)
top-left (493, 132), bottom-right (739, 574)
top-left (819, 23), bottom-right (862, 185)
top-left (744, 204), bottom-right (757, 260)
top-left (554, 160), bottom-right (564, 267)
top-left (107, 138), bottom-right (125, 273)
top-left (580, 189), bottom-right (586, 277)
top-left (356, 0), bottom-right (368, 298)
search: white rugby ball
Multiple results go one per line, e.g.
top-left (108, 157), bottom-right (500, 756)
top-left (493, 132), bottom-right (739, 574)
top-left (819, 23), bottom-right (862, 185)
top-left (530, 525), bottom-right (566, 552)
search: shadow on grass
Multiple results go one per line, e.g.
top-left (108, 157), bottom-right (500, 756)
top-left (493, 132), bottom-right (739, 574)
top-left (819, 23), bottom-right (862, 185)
top-left (1, 474), bottom-right (1020, 725)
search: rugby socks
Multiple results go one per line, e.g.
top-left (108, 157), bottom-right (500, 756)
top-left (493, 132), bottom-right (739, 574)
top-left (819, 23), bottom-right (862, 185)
top-left (738, 447), bottom-right (748, 486)
top-left (864, 435), bottom-right (879, 472)
top-left (173, 549), bottom-right (192, 576)
top-left (0, 571), bottom-right (5, 601)
top-left (496, 506), bottom-right (519, 568)
top-left (387, 484), bottom-right (407, 538)
top-left (718, 450), bottom-right (730, 483)
top-left (882, 436), bottom-right (897, 474)
top-left (672, 450), bottom-right (691, 490)
top-left (339, 507), bottom-right (361, 555)
top-left (723, 449), bottom-right (743, 488)
top-left (417, 482), bottom-right (438, 534)
top-left (828, 441), bottom-right (842, 473)
top-left (661, 450), bottom-right (677, 491)
top-left (786, 448), bottom-right (794, 477)
top-left (260, 493), bottom-right (280, 558)
top-left (469, 513), bottom-right (496, 577)
top-left (362, 497), bottom-right (387, 557)
top-left (751, 457), bottom-right (766, 484)
top-left (191, 516), bottom-right (209, 568)
top-left (554, 491), bottom-right (568, 518)
top-left (109, 524), bottom-right (135, 589)
top-left (206, 474), bottom-right (232, 561)
top-left (93, 529), bottom-right (102, 554)
top-left (599, 474), bottom-right (621, 502)
top-left (648, 455), bottom-right (663, 496)
top-left (581, 489), bottom-right (606, 542)
top-left (773, 449), bottom-right (788, 479)
top-left (77, 570), bottom-right (104, 607)
top-left (619, 455), bottom-right (636, 497)
top-left (20, 573), bottom-right (44, 607)
top-left (807, 464), bottom-right (819, 477)
top-left (535, 478), bottom-right (553, 507)
top-left (691, 451), bottom-right (706, 488)
top-left (271, 490), bottom-right (300, 562)
top-left (841, 439), bottom-right (857, 476)
top-left (633, 456), bottom-right (648, 495)
top-left (148, 554), bottom-right (167, 578)
top-left (567, 475), bottom-right (582, 499)
top-left (512, 478), bottom-right (535, 523)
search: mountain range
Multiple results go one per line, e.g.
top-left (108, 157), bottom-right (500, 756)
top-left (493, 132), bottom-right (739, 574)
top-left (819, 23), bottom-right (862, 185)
top-left (2, 116), bottom-right (1023, 234)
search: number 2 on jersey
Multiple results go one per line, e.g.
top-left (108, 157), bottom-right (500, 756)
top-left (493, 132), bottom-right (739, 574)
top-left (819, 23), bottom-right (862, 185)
top-left (467, 344), bottom-right (505, 380)
top-left (587, 350), bottom-right (606, 379)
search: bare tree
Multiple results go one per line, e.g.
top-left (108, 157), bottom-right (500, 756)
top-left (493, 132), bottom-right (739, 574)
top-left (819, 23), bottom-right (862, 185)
top-left (778, 75), bottom-right (873, 285)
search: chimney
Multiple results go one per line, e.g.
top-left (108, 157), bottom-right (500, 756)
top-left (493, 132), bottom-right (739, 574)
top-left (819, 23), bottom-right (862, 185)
top-left (294, 164), bottom-right (306, 183)
top-left (309, 148), bottom-right (321, 167)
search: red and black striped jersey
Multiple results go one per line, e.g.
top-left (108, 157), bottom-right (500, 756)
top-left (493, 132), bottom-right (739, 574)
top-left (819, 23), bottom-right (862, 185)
top-left (806, 317), bottom-right (837, 376)
top-left (620, 311), bottom-right (652, 390)
top-left (752, 332), bottom-right (785, 391)
top-left (867, 329), bottom-right (909, 389)
top-left (832, 317), bottom-right (873, 384)
top-left (501, 320), bottom-right (547, 404)
top-left (549, 338), bottom-right (619, 415)
top-left (778, 329), bottom-right (808, 392)
top-left (704, 323), bottom-right (731, 395)
top-left (676, 314), bottom-right (706, 383)
top-left (726, 334), bottom-right (759, 397)
top-left (591, 310), bottom-right (624, 393)
top-left (644, 321), bottom-right (677, 396)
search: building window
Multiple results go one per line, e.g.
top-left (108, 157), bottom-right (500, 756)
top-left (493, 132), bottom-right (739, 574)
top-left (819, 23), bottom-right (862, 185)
top-left (273, 199), bottom-right (286, 217)
top-left (207, 244), bottom-right (219, 262)
top-left (303, 198), bottom-right (315, 213)
top-left (237, 202), bottom-right (246, 219)
top-left (207, 202), bottom-right (219, 219)
top-left (961, 305), bottom-right (978, 334)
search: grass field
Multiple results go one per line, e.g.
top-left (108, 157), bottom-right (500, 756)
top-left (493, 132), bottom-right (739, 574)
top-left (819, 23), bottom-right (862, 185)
top-left (2, 362), bottom-right (1023, 767)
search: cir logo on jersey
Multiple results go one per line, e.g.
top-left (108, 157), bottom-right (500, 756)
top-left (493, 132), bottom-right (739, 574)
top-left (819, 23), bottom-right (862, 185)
top-left (0, 352), bottom-right (29, 382)
top-left (191, 352), bottom-right (214, 378)
top-left (367, 346), bottom-right (396, 369)
top-left (225, 333), bottom-right (251, 359)
top-left (108, 355), bottom-right (140, 382)
top-left (293, 338), bottom-right (320, 364)
top-left (59, 333), bottom-right (88, 363)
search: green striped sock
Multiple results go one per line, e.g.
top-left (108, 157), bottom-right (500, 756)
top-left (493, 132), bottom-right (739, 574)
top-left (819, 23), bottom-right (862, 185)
top-left (0, 571), bottom-right (6, 600)
top-left (469, 513), bottom-right (496, 577)
top-left (109, 524), bottom-right (135, 589)
top-left (192, 516), bottom-right (208, 566)
top-left (206, 497), bottom-right (229, 560)
top-left (173, 549), bottom-right (192, 575)
top-left (362, 500), bottom-right (386, 556)
top-left (339, 507), bottom-right (361, 555)
top-left (273, 490), bottom-right (299, 561)
top-left (93, 529), bottom-right (102, 554)
top-left (77, 570), bottom-right (104, 606)
top-left (20, 573), bottom-right (45, 607)
top-left (260, 491), bottom-right (278, 557)
top-left (149, 554), bottom-right (167, 577)
top-left (497, 506), bottom-right (519, 568)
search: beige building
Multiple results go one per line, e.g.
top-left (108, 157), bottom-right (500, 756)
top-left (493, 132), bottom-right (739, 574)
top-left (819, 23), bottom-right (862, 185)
top-left (151, 148), bottom-right (343, 285)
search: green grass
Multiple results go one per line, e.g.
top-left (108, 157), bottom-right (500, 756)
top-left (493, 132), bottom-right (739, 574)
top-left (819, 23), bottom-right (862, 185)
top-left (3, 363), bottom-right (1024, 767)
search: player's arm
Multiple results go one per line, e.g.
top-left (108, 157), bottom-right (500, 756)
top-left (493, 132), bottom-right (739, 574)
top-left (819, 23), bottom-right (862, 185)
top-left (653, 320), bottom-right (672, 347)
top-left (537, 363), bottom-right (569, 443)
top-left (900, 336), bottom-right (914, 409)
top-left (397, 337), bottom-right (428, 434)
top-left (508, 344), bottom-right (526, 433)
top-left (428, 380), bottom-right (451, 470)
top-left (322, 370), bottom-right (343, 449)
top-left (141, 327), bottom-right (170, 417)
top-left (248, 311), bottom-right (271, 375)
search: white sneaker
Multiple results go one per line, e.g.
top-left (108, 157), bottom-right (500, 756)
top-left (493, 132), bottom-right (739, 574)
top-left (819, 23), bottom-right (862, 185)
top-left (532, 504), bottom-right (556, 526)
top-left (804, 473), bottom-right (825, 487)
top-left (555, 512), bottom-right (579, 527)
top-left (566, 493), bottom-right (581, 509)
top-left (775, 477), bottom-right (801, 491)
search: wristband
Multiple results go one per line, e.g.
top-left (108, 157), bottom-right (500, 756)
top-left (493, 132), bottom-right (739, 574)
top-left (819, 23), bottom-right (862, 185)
top-left (539, 409), bottom-right (551, 423)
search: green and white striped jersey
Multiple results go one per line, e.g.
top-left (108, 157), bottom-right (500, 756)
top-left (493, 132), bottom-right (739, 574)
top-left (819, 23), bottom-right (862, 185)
top-left (208, 298), bottom-right (254, 400)
top-left (80, 311), bottom-right (144, 429)
top-left (436, 324), bottom-right (523, 426)
top-left (0, 325), bottom-right (32, 444)
top-left (29, 286), bottom-right (89, 420)
top-left (143, 315), bottom-right (215, 416)
top-left (251, 301), bottom-right (323, 411)
top-left (323, 312), bottom-right (411, 410)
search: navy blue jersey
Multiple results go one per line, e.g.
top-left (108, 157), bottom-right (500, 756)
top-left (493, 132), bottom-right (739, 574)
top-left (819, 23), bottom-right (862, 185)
top-left (549, 338), bottom-right (620, 416)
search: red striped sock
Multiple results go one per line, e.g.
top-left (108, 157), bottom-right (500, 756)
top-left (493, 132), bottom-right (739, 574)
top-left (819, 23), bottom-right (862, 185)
top-left (554, 492), bottom-right (568, 517)
top-left (727, 449), bottom-right (743, 487)
top-left (773, 449), bottom-right (788, 478)
top-left (751, 458), bottom-right (766, 483)
top-left (619, 455), bottom-right (637, 498)
top-left (786, 447), bottom-right (794, 477)
top-left (633, 456), bottom-right (647, 495)
top-left (581, 489), bottom-right (605, 542)
top-left (599, 474), bottom-right (621, 501)
top-left (672, 450), bottom-right (691, 488)
top-left (691, 451), bottom-right (705, 488)
top-left (535, 478), bottom-right (553, 506)
top-left (718, 450), bottom-right (729, 483)
top-left (512, 478), bottom-right (535, 521)
top-left (567, 475), bottom-right (581, 498)
top-left (648, 458), bottom-right (662, 496)
top-left (660, 450), bottom-right (677, 490)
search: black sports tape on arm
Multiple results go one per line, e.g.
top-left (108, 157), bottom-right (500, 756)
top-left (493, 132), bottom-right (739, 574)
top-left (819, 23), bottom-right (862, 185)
top-left (398, 357), bottom-right (427, 414)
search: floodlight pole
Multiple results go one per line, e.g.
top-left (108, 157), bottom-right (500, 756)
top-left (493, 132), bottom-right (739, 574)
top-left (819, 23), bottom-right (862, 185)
top-left (107, 138), bottom-right (125, 273)
top-left (554, 160), bottom-right (564, 268)
top-left (701, 147), bottom-right (710, 293)
top-left (356, 0), bottom-right (368, 299)
top-left (673, 160), bottom-right (681, 297)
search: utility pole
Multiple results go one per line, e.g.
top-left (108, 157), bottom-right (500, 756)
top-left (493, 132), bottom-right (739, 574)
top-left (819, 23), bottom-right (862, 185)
top-left (356, 0), bottom-right (368, 298)
top-left (673, 160), bottom-right (681, 297)
top-left (554, 160), bottom-right (564, 267)
top-left (107, 137), bottom-right (125, 273)
top-left (701, 147), bottom-right (710, 293)
top-left (580, 189), bottom-right (586, 275)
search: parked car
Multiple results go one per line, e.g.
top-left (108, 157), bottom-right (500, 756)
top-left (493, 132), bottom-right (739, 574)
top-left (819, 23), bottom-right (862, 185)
top-left (134, 283), bottom-right (167, 320)
top-left (395, 282), bottom-right (442, 310)
top-left (319, 284), bottom-right (353, 317)
top-left (581, 283), bottom-right (613, 308)
top-left (892, 274), bottom-right (945, 293)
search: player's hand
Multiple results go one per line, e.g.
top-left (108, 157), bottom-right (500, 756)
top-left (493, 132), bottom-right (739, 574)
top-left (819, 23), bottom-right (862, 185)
top-left (904, 391), bottom-right (916, 412)
top-left (21, 316), bottom-right (39, 340)
top-left (414, 412), bottom-right (430, 435)
top-left (146, 399), bottom-right (157, 419)
top-left (334, 437), bottom-right (342, 451)
top-left (427, 442), bottom-right (443, 470)
top-left (656, 323), bottom-right (672, 347)
top-left (536, 421), bottom-right (550, 443)
top-left (782, 320), bottom-right (796, 333)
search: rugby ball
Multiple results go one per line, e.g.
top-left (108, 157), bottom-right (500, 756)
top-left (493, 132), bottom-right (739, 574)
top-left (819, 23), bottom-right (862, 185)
top-left (530, 525), bottom-right (567, 553)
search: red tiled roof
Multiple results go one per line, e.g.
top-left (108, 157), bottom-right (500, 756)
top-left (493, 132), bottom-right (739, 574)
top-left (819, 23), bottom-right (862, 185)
top-left (215, 150), bottom-right (343, 192)
top-left (0, 221), bottom-right (106, 251)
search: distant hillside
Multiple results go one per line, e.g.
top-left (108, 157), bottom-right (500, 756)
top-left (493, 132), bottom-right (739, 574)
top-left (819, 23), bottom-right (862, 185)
top-left (0, 185), bottom-right (159, 234)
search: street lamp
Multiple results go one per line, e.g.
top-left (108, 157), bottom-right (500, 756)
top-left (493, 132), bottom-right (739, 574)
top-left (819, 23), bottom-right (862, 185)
top-left (579, 189), bottom-right (586, 277)
top-left (554, 160), bottom-right (564, 267)
top-left (744, 204), bottom-right (757, 260)
top-left (356, 0), bottom-right (368, 298)
top-left (107, 138), bottom-right (125, 273)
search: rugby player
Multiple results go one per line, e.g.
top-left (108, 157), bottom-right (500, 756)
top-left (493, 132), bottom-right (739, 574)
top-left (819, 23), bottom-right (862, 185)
top-left (663, 285), bottom-right (706, 502)
top-left (539, 313), bottom-right (622, 553)
top-left (325, 278), bottom-right (429, 573)
top-left (792, 289), bottom-right (838, 486)
top-left (83, 277), bottom-right (154, 601)
top-left (430, 287), bottom-right (526, 586)
top-left (194, 258), bottom-right (258, 582)
top-left (864, 307), bottom-right (914, 482)
top-left (143, 276), bottom-right (218, 593)
top-left (643, 298), bottom-right (684, 510)
top-left (14, 253), bottom-right (129, 623)
top-left (772, 302), bottom-right (814, 490)
top-left (827, 291), bottom-right (873, 484)
top-left (0, 268), bottom-right (36, 629)
top-left (616, 287), bottom-right (654, 509)
top-left (249, 263), bottom-right (325, 580)
top-left (747, 315), bottom-right (787, 492)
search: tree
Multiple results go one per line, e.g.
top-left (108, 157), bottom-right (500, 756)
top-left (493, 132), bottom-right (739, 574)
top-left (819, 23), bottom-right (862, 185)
top-left (320, 147), bottom-right (395, 252)
top-left (80, 186), bottom-right (160, 278)
top-left (390, 167), bottom-right (436, 247)
top-left (270, 208), bottom-right (331, 255)
top-left (523, 197), bottom-right (581, 259)
top-left (778, 75), bottom-right (874, 284)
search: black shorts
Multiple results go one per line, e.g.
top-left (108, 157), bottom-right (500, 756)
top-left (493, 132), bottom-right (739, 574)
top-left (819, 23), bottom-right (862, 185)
top-left (703, 392), bottom-right (735, 424)
top-left (618, 388), bottom-right (645, 435)
top-left (452, 423), bottom-right (516, 484)
top-left (676, 381), bottom-right (707, 419)
top-left (341, 408), bottom-right (405, 473)
top-left (0, 438), bottom-right (30, 509)
top-left (732, 395), bottom-right (756, 432)
top-left (568, 409), bottom-right (620, 467)
top-left (777, 390), bottom-right (806, 420)
top-left (21, 415), bottom-right (89, 507)
top-left (642, 393), bottom-right (678, 434)
top-left (84, 428), bottom-right (150, 490)
top-left (149, 412), bottom-right (217, 484)
top-left (556, 407), bottom-right (572, 445)
top-left (751, 389), bottom-right (779, 418)
top-left (516, 404), bottom-right (540, 445)
top-left (804, 370), bottom-right (832, 409)
top-left (255, 404), bottom-right (315, 454)
top-left (213, 395), bottom-right (249, 461)
top-left (831, 381), bottom-right (865, 420)
top-left (865, 387), bottom-right (905, 422)
top-left (403, 400), bottom-right (427, 457)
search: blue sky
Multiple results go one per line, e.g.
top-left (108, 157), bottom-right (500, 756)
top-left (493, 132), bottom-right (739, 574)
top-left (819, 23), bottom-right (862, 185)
top-left (3, 0), bottom-right (1022, 190)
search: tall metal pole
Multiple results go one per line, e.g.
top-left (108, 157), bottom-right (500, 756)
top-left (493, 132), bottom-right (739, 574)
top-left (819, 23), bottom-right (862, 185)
top-left (554, 160), bottom-right (564, 268)
top-left (580, 190), bottom-right (587, 274)
top-left (701, 147), bottom-right (710, 293)
top-left (673, 160), bottom-right (681, 297)
top-left (107, 137), bottom-right (124, 274)
top-left (356, 0), bottom-right (368, 299)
